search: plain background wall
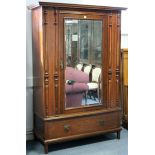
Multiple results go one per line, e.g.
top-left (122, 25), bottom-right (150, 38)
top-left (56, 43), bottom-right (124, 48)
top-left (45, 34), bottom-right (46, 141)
top-left (26, 0), bottom-right (128, 140)
top-left (26, 0), bottom-right (37, 140)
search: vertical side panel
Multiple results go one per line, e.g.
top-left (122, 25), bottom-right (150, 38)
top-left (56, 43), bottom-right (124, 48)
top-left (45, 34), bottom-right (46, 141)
top-left (116, 12), bottom-right (121, 107)
top-left (32, 6), bottom-right (45, 118)
top-left (111, 13), bottom-right (117, 108)
top-left (59, 13), bottom-right (65, 114)
top-left (59, 13), bottom-right (71, 114)
top-left (56, 9), bottom-right (61, 115)
top-left (42, 7), bottom-right (50, 117)
top-left (45, 8), bottom-right (59, 116)
top-left (107, 11), bottom-right (121, 108)
top-left (107, 13), bottom-right (112, 108)
top-left (102, 15), bottom-right (109, 108)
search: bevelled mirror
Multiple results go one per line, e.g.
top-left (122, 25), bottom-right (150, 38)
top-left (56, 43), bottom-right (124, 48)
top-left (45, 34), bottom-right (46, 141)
top-left (64, 19), bottom-right (103, 109)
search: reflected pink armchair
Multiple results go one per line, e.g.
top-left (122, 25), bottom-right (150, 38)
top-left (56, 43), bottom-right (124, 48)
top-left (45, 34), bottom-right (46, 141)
top-left (65, 67), bottom-right (89, 108)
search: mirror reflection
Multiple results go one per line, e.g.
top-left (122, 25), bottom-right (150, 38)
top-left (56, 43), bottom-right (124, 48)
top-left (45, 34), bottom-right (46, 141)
top-left (64, 19), bottom-right (103, 109)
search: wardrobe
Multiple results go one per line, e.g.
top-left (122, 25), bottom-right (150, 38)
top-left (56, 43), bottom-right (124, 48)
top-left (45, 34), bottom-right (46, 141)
top-left (31, 2), bottom-right (127, 153)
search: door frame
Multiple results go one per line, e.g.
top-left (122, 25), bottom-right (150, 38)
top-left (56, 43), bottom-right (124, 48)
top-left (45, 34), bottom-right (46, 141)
top-left (58, 11), bottom-right (109, 114)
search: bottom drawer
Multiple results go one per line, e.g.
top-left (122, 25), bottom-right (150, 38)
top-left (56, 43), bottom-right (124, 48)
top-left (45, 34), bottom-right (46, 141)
top-left (45, 111), bottom-right (120, 140)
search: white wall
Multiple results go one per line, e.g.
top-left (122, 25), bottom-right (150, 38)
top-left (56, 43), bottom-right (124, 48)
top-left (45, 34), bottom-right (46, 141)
top-left (26, 0), bottom-right (37, 140)
top-left (121, 10), bottom-right (128, 48)
top-left (26, 0), bottom-right (128, 140)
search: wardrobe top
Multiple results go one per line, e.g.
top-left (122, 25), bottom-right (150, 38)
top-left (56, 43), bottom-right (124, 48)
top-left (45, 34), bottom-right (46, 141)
top-left (28, 1), bottom-right (127, 11)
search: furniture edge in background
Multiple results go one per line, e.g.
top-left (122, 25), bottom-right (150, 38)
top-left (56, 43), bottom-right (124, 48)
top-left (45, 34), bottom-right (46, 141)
top-left (121, 48), bottom-right (128, 129)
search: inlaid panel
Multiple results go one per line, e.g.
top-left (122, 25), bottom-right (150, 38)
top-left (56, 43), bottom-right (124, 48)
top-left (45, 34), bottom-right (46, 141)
top-left (107, 12), bottom-right (121, 108)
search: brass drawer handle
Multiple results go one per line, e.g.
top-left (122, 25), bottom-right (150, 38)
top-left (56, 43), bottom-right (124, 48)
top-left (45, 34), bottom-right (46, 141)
top-left (98, 120), bottom-right (104, 126)
top-left (64, 124), bottom-right (71, 132)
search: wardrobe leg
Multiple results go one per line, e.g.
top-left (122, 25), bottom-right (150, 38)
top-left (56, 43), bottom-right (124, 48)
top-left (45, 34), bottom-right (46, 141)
top-left (44, 144), bottom-right (48, 154)
top-left (117, 131), bottom-right (120, 139)
top-left (34, 135), bottom-right (37, 141)
top-left (33, 133), bottom-right (37, 141)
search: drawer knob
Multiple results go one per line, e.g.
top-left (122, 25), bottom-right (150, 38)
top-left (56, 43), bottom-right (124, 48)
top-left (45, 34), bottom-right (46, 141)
top-left (64, 124), bottom-right (71, 132)
top-left (99, 120), bottom-right (104, 126)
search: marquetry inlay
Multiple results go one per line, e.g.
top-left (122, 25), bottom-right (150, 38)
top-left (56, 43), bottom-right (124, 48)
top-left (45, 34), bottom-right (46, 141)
top-left (117, 13), bottom-right (121, 27)
top-left (108, 13), bottom-right (113, 27)
top-left (108, 68), bottom-right (112, 80)
top-left (44, 72), bottom-right (49, 84)
top-left (53, 8), bottom-right (58, 25)
top-left (54, 73), bottom-right (59, 87)
top-left (43, 10), bottom-right (48, 25)
top-left (116, 68), bottom-right (120, 79)
top-left (44, 72), bottom-right (49, 116)
top-left (54, 72), bottom-right (59, 114)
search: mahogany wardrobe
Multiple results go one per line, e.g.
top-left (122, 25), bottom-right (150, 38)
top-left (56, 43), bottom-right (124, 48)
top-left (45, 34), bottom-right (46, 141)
top-left (31, 1), bottom-right (126, 153)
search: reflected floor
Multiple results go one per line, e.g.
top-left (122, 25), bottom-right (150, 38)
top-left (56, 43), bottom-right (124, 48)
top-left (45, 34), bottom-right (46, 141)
top-left (82, 97), bottom-right (100, 105)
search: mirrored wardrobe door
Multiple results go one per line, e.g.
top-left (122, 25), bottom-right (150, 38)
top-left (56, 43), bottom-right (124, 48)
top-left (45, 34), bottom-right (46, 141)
top-left (64, 18), bottom-right (103, 109)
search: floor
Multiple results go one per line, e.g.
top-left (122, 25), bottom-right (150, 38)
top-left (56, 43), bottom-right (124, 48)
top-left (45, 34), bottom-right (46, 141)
top-left (26, 128), bottom-right (128, 155)
top-left (82, 98), bottom-right (100, 105)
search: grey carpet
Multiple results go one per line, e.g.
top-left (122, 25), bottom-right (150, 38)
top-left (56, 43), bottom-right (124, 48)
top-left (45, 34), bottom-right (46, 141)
top-left (26, 128), bottom-right (128, 155)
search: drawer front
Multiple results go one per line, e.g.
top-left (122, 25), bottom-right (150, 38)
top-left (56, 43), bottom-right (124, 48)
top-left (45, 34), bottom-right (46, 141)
top-left (46, 112), bottom-right (120, 139)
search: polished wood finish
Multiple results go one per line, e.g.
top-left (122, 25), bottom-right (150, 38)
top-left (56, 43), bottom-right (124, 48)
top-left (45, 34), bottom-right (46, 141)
top-left (44, 144), bottom-right (48, 154)
top-left (32, 6), bottom-right (45, 118)
top-left (121, 48), bottom-right (128, 129)
top-left (45, 111), bottom-right (120, 140)
top-left (31, 2), bottom-right (126, 153)
top-left (39, 2), bottom-right (127, 11)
